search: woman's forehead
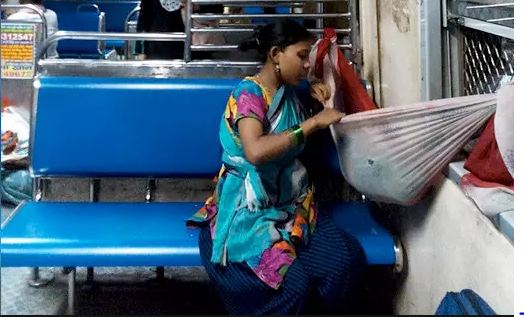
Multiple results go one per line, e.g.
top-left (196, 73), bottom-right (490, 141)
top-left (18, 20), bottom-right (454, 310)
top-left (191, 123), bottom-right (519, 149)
top-left (287, 41), bottom-right (313, 52)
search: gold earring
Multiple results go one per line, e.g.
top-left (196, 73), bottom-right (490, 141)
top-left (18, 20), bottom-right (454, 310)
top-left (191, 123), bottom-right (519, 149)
top-left (275, 64), bottom-right (281, 74)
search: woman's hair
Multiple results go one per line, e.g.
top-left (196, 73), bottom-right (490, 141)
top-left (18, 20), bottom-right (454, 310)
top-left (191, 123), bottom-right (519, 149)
top-left (239, 19), bottom-right (314, 62)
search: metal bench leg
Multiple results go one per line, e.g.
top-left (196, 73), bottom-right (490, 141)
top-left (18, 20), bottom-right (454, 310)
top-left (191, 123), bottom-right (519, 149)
top-left (27, 267), bottom-right (54, 287)
top-left (156, 266), bottom-right (165, 280)
top-left (66, 268), bottom-right (76, 315)
top-left (86, 267), bottom-right (94, 284)
top-left (394, 238), bottom-right (405, 274)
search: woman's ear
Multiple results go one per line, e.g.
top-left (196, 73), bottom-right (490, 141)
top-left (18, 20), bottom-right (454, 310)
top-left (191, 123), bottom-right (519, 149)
top-left (269, 46), bottom-right (282, 64)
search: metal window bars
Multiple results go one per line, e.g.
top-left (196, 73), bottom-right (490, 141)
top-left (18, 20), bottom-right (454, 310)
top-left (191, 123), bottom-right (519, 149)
top-left (445, 0), bottom-right (514, 97)
top-left (449, 0), bottom-right (514, 28)
top-left (34, 0), bottom-right (356, 67)
top-left (461, 26), bottom-right (513, 95)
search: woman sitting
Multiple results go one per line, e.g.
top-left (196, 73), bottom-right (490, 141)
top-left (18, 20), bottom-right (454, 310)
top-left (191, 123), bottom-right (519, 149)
top-left (188, 19), bottom-right (366, 315)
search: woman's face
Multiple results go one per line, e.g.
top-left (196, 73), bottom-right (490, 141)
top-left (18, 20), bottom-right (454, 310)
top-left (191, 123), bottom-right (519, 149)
top-left (276, 40), bottom-right (313, 85)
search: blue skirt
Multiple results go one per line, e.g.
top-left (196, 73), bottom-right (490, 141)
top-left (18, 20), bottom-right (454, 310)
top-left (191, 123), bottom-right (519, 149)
top-left (199, 214), bottom-right (366, 315)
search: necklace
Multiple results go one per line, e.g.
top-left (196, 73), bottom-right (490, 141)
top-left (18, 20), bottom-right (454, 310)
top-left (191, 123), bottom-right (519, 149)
top-left (255, 73), bottom-right (276, 98)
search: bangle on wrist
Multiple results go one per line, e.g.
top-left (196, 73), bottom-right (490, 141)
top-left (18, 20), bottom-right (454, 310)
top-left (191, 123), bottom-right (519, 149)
top-left (285, 124), bottom-right (305, 146)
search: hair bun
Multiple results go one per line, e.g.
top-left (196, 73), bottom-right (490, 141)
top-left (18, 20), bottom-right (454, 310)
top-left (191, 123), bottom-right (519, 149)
top-left (238, 25), bottom-right (264, 52)
top-left (238, 37), bottom-right (258, 51)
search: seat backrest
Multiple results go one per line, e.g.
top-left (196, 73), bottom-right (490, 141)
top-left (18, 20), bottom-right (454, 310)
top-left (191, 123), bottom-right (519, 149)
top-left (43, 0), bottom-right (77, 13)
top-left (44, 0), bottom-right (140, 31)
top-left (32, 76), bottom-right (239, 178)
top-left (32, 75), bottom-right (342, 179)
top-left (56, 11), bottom-right (105, 56)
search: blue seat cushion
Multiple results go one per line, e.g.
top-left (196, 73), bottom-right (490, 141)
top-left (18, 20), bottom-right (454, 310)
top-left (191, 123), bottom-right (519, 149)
top-left (321, 202), bottom-right (396, 265)
top-left (105, 40), bottom-right (125, 50)
top-left (1, 201), bottom-right (202, 267)
top-left (1, 200), bottom-right (395, 267)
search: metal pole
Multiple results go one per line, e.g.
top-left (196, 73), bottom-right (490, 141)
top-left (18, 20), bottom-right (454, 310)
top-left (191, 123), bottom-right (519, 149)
top-left (191, 12), bottom-right (350, 20)
top-left (66, 268), bottom-right (76, 315)
top-left (190, 28), bottom-right (350, 34)
top-left (316, 1), bottom-right (324, 36)
top-left (27, 267), bottom-right (54, 287)
top-left (184, 0), bottom-right (193, 62)
top-left (38, 31), bottom-right (187, 61)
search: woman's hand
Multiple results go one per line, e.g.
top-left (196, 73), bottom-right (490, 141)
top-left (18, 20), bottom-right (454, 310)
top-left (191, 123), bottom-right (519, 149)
top-left (310, 82), bottom-right (331, 104)
top-left (312, 108), bottom-right (345, 130)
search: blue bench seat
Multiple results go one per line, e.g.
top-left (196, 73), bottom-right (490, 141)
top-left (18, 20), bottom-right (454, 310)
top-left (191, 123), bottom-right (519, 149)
top-left (1, 201), bottom-right (395, 267)
top-left (0, 74), bottom-right (400, 314)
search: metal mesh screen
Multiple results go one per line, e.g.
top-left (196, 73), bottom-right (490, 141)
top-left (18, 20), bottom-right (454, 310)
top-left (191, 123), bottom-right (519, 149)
top-left (462, 26), bottom-right (514, 95)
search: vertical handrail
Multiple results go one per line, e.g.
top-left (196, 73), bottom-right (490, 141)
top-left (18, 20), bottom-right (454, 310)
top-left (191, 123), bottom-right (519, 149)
top-left (124, 5), bottom-right (141, 33)
top-left (316, 1), bottom-right (324, 34)
top-left (77, 3), bottom-right (101, 14)
top-left (184, 0), bottom-right (193, 62)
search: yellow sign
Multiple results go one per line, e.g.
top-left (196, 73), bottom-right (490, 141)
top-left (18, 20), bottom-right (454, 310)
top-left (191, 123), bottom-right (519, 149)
top-left (1, 23), bottom-right (36, 79)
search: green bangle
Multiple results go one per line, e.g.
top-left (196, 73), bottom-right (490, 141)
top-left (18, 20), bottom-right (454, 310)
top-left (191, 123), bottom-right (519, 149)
top-left (287, 124), bottom-right (305, 146)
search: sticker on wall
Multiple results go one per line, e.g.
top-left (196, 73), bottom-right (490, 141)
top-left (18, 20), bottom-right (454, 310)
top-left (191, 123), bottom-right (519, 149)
top-left (1, 23), bottom-right (36, 79)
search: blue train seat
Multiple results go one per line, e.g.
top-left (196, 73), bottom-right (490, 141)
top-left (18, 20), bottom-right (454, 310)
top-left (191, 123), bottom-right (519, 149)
top-left (44, 0), bottom-right (139, 52)
top-left (2, 75), bottom-right (398, 266)
top-left (1, 76), bottom-right (395, 266)
top-left (56, 11), bottom-right (106, 58)
top-left (1, 76), bottom-right (400, 313)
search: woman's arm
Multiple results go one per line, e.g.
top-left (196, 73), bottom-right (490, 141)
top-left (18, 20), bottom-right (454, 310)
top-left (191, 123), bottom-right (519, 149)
top-left (238, 107), bottom-right (343, 166)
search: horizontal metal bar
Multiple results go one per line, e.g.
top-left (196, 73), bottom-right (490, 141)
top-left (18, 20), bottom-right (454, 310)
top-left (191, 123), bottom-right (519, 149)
top-left (192, 0), bottom-right (347, 3)
top-left (46, 31), bottom-right (186, 42)
top-left (192, 43), bottom-right (352, 51)
top-left (39, 31), bottom-right (187, 59)
top-left (448, 14), bottom-right (513, 40)
top-left (466, 3), bottom-right (514, 10)
top-left (188, 60), bottom-right (260, 66)
top-left (486, 17), bottom-right (514, 22)
top-left (191, 28), bottom-right (350, 34)
top-left (191, 44), bottom-right (239, 51)
top-left (227, 3), bottom-right (304, 7)
top-left (41, 0), bottom-right (139, 3)
top-left (191, 12), bottom-right (350, 20)
top-left (40, 59), bottom-right (261, 67)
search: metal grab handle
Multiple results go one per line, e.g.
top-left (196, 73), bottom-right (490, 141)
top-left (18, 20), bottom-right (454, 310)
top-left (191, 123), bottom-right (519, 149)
top-left (39, 31), bottom-right (187, 60)
top-left (124, 5), bottom-right (141, 32)
top-left (77, 4), bottom-right (101, 14)
top-left (1, 4), bottom-right (48, 43)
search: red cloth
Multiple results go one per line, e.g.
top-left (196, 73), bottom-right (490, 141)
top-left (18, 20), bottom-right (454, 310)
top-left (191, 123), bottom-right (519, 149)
top-left (464, 115), bottom-right (513, 187)
top-left (313, 28), bottom-right (377, 114)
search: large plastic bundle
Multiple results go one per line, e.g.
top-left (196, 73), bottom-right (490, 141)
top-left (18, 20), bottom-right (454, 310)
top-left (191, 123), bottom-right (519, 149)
top-left (331, 95), bottom-right (496, 205)
top-left (311, 28), bottom-right (498, 205)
